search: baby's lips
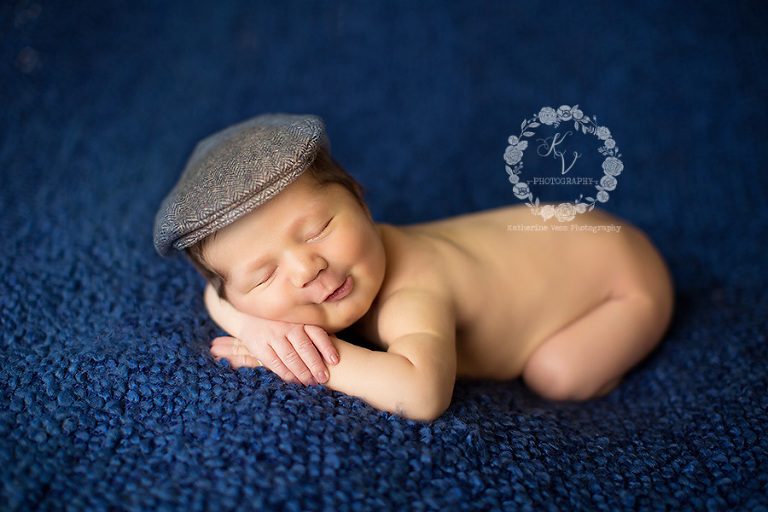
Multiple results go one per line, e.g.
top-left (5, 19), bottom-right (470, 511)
top-left (323, 276), bottom-right (353, 302)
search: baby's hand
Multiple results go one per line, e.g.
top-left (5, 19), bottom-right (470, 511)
top-left (210, 319), bottom-right (339, 386)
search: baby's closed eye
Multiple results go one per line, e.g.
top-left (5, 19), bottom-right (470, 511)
top-left (253, 267), bottom-right (278, 288)
top-left (307, 218), bottom-right (333, 242)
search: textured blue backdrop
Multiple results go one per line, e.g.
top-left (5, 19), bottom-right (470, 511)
top-left (2, 1), bottom-right (767, 510)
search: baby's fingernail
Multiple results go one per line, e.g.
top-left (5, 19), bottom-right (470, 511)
top-left (318, 371), bottom-right (329, 384)
top-left (330, 354), bottom-right (340, 365)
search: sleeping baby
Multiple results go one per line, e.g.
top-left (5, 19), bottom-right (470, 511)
top-left (154, 114), bottom-right (673, 421)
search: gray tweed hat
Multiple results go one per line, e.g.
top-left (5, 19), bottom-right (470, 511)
top-left (153, 113), bottom-right (330, 256)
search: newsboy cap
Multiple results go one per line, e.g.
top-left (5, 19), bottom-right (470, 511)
top-left (153, 113), bottom-right (330, 256)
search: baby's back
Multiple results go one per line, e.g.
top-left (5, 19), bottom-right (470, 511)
top-left (390, 205), bottom-right (672, 380)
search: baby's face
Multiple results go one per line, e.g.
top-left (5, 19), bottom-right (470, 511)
top-left (203, 173), bottom-right (386, 332)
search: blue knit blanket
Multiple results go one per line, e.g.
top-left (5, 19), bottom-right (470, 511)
top-left (2, 1), bottom-right (766, 510)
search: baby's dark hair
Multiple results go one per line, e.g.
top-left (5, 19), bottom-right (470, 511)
top-left (185, 147), bottom-right (365, 300)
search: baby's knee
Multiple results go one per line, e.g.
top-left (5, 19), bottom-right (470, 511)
top-left (522, 350), bottom-right (604, 402)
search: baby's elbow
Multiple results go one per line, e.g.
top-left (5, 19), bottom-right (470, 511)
top-left (397, 398), bottom-right (448, 422)
top-left (397, 381), bottom-right (452, 422)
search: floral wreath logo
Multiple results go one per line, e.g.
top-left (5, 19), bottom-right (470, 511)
top-left (504, 105), bottom-right (623, 222)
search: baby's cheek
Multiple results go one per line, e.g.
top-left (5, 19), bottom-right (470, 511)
top-left (263, 300), bottom-right (321, 325)
top-left (349, 228), bottom-right (378, 263)
top-left (258, 300), bottom-right (294, 321)
top-left (231, 294), bottom-right (281, 320)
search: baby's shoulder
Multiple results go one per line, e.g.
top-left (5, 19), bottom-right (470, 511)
top-left (357, 224), bottom-right (457, 345)
top-left (375, 223), bottom-right (455, 285)
top-left (373, 221), bottom-right (482, 305)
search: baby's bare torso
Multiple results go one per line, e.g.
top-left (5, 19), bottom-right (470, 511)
top-left (358, 205), bottom-right (672, 380)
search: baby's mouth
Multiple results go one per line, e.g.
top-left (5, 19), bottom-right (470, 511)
top-left (324, 276), bottom-right (353, 302)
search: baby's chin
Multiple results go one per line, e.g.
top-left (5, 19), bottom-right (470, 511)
top-left (248, 298), bottom-right (370, 334)
top-left (293, 308), bottom-right (366, 334)
top-left (305, 314), bottom-right (360, 335)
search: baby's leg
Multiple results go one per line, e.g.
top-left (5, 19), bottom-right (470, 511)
top-left (522, 292), bottom-right (669, 401)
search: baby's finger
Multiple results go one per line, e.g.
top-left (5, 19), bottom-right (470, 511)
top-left (270, 335), bottom-right (317, 386)
top-left (211, 335), bottom-right (238, 346)
top-left (210, 338), bottom-right (262, 369)
top-left (288, 330), bottom-right (334, 384)
top-left (304, 325), bottom-right (340, 366)
top-left (287, 328), bottom-right (332, 384)
top-left (223, 353), bottom-right (261, 369)
top-left (210, 337), bottom-right (246, 356)
top-left (255, 343), bottom-right (302, 385)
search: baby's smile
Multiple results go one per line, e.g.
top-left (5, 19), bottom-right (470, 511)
top-left (323, 276), bottom-right (353, 303)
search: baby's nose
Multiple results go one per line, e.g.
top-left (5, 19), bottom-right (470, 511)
top-left (288, 250), bottom-right (327, 287)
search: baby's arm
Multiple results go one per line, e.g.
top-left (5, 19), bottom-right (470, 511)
top-left (209, 286), bottom-right (457, 421)
top-left (323, 290), bottom-right (457, 421)
top-left (205, 285), bottom-right (339, 386)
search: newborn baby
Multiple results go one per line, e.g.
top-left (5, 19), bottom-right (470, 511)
top-left (154, 114), bottom-right (673, 421)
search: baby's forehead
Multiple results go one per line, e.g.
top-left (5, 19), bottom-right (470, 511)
top-left (153, 113), bottom-right (330, 257)
top-left (258, 175), bottom-right (350, 223)
top-left (211, 175), bottom-right (334, 241)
